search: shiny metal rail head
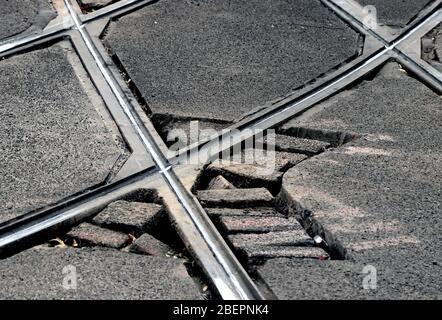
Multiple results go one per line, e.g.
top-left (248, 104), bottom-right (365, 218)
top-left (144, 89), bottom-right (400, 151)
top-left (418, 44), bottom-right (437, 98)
top-left (63, 0), bottom-right (264, 300)
top-left (169, 3), bottom-right (442, 164)
top-left (81, 0), bottom-right (157, 23)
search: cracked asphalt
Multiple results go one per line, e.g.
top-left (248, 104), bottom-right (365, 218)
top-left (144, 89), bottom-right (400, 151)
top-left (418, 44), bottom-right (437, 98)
top-left (0, 0), bottom-right (441, 300)
top-left (268, 62), bottom-right (442, 299)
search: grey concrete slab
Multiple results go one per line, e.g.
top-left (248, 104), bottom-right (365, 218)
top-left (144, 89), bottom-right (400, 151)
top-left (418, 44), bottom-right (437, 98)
top-left (66, 223), bottom-right (130, 249)
top-left (247, 246), bottom-right (328, 262)
top-left (356, 0), bottom-right (432, 27)
top-left (104, 0), bottom-right (360, 122)
top-left (274, 63), bottom-right (442, 299)
top-left (0, 0), bottom-right (55, 41)
top-left (220, 216), bottom-right (299, 234)
top-left (229, 230), bottom-right (314, 247)
top-left (0, 246), bottom-right (202, 299)
top-left (260, 255), bottom-right (441, 299)
top-left (207, 161), bottom-right (282, 188)
top-left (92, 200), bottom-right (164, 237)
top-left (230, 230), bottom-right (314, 248)
top-left (259, 259), bottom-right (377, 300)
top-left (0, 43), bottom-right (123, 223)
top-left (197, 188), bottom-right (274, 208)
top-left (78, 0), bottom-right (118, 10)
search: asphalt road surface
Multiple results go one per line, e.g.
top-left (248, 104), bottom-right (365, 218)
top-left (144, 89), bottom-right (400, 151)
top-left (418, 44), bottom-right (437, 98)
top-left (0, 0), bottom-right (440, 300)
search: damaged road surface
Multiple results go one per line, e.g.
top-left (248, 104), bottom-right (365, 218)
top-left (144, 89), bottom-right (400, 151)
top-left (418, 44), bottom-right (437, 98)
top-left (0, 41), bottom-right (125, 223)
top-left (0, 0), bottom-right (441, 301)
top-left (259, 63), bottom-right (442, 299)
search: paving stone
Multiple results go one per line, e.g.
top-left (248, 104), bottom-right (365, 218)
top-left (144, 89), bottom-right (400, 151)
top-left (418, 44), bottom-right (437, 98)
top-left (206, 207), bottom-right (282, 218)
top-left (259, 257), bottom-right (442, 299)
top-left (219, 216), bottom-right (299, 234)
top-left (258, 259), bottom-right (374, 299)
top-left (129, 233), bottom-right (171, 257)
top-left (92, 200), bottom-right (164, 237)
top-left (244, 246), bottom-right (328, 262)
top-left (0, 247), bottom-right (201, 299)
top-left (207, 175), bottom-right (236, 190)
top-left (0, 42), bottom-right (123, 223)
top-left (104, 0), bottom-right (360, 122)
top-left (197, 188), bottom-right (274, 208)
top-left (261, 134), bottom-right (330, 156)
top-left (356, 0), bottom-right (431, 27)
top-left (229, 230), bottom-right (314, 248)
top-left (207, 161), bottom-right (282, 188)
top-left (274, 152), bottom-right (308, 172)
top-left (278, 63), bottom-right (442, 298)
top-left (66, 223), bottom-right (130, 249)
top-left (283, 62), bottom-right (442, 258)
top-left (78, 0), bottom-right (118, 10)
top-left (0, 0), bottom-right (55, 41)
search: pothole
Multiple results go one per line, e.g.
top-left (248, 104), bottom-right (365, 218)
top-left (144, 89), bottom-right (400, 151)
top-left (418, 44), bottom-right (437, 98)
top-left (192, 129), bottom-right (354, 296)
top-left (101, 0), bottom-right (362, 130)
top-left (151, 114), bottom-right (232, 149)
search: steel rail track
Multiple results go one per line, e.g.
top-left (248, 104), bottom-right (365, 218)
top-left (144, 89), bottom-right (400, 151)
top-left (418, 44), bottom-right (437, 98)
top-left (0, 167), bottom-right (156, 256)
top-left (321, 0), bottom-right (442, 93)
top-left (65, 0), bottom-right (264, 300)
top-left (0, 0), bottom-right (264, 301)
top-left (0, 0), bottom-right (153, 56)
top-left (0, 0), bottom-right (441, 301)
top-left (0, 26), bottom-right (66, 56)
top-left (169, 2), bottom-right (442, 166)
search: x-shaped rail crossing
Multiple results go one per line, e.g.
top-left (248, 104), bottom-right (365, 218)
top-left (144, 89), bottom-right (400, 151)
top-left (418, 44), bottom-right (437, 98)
top-left (0, 0), bottom-right (441, 300)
